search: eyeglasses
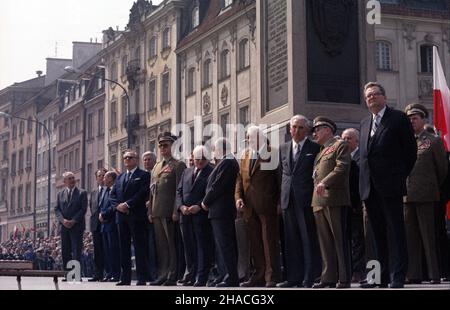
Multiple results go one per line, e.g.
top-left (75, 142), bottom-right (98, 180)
top-left (123, 156), bottom-right (135, 160)
top-left (158, 143), bottom-right (170, 148)
top-left (365, 92), bottom-right (382, 99)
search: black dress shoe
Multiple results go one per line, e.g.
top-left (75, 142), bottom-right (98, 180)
top-left (405, 279), bottom-right (422, 284)
top-left (276, 281), bottom-right (300, 288)
top-left (109, 278), bottom-right (119, 282)
top-left (313, 282), bottom-right (336, 288)
top-left (136, 281), bottom-right (146, 286)
top-left (389, 282), bottom-right (404, 288)
top-left (430, 279), bottom-right (441, 285)
top-left (88, 277), bottom-right (100, 282)
top-left (193, 281), bottom-right (207, 287)
top-left (162, 280), bottom-right (177, 286)
top-left (336, 282), bottom-right (351, 289)
top-left (207, 278), bottom-right (223, 287)
top-left (62, 278), bottom-right (67, 282)
top-left (182, 280), bottom-right (195, 286)
top-left (150, 278), bottom-right (166, 286)
top-left (265, 281), bottom-right (277, 288)
top-left (302, 281), bottom-right (313, 288)
top-left (216, 281), bottom-right (238, 287)
top-left (360, 282), bottom-right (388, 288)
top-left (240, 279), bottom-right (265, 287)
top-left (116, 281), bottom-right (131, 286)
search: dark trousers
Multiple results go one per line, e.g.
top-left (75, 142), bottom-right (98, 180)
top-left (61, 224), bottom-right (83, 271)
top-left (92, 229), bottom-right (104, 279)
top-left (235, 216), bottom-right (251, 281)
top-left (117, 219), bottom-right (148, 283)
top-left (365, 189), bottom-right (408, 285)
top-left (436, 201), bottom-right (450, 279)
top-left (283, 204), bottom-right (321, 284)
top-left (145, 222), bottom-right (158, 281)
top-left (180, 215), bottom-right (197, 281)
top-left (211, 218), bottom-right (239, 286)
top-left (192, 215), bottom-right (214, 283)
top-left (102, 228), bottom-right (121, 280)
top-left (348, 208), bottom-right (365, 276)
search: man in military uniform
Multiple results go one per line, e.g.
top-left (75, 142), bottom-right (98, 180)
top-left (149, 132), bottom-right (186, 286)
top-left (311, 117), bottom-right (352, 289)
top-left (404, 103), bottom-right (448, 284)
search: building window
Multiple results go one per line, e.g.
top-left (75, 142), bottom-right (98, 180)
top-left (134, 87), bottom-right (140, 115)
top-left (220, 113), bottom-right (230, 137)
top-left (69, 152), bottom-right (74, 171)
top-left (87, 163), bottom-right (93, 192)
top-left (2, 140), bottom-right (8, 161)
top-left (121, 55), bottom-right (128, 77)
top-left (203, 59), bottom-right (212, 88)
top-left (53, 147), bottom-right (56, 169)
top-left (162, 72), bottom-right (170, 104)
top-left (25, 183), bottom-right (31, 212)
top-left (0, 179), bottom-right (6, 203)
top-left (239, 106), bottom-right (249, 127)
top-left (149, 37), bottom-right (157, 58)
top-left (76, 116), bottom-right (80, 133)
top-left (121, 96), bottom-right (128, 128)
top-left (98, 108), bottom-right (104, 136)
top-left (162, 28), bottom-right (171, 50)
top-left (26, 146), bottom-right (32, 169)
top-left (37, 154), bottom-right (42, 174)
top-left (18, 150), bottom-right (24, 173)
top-left (12, 125), bottom-right (17, 140)
top-left (70, 119), bottom-right (75, 137)
top-left (97, 160), bottom-right (103, 170)
top-left (149, 79), bottom-right (157, 111)
top-left (11, 153), bottom-right (16, 175)
top-left (75, 149), bottom-right (80, 169)
top-left (19, 121), bottom-right (24, 136)
top-left (375, 41), bottom-right (392, 71)
top-left (63, 154), bottom-right (68, 171)
top-left (17, 185), bottom-right (23, 213)
top-left (238, 39), bottom-right (250, 70)
top-left (27, 117), bottom-right (33, 132)
top-left (110, 100), bottom-right (118, 129)
top-left (110, 62), bottom-right (118, 82)
top-left (87, 113), bottom-right (94, 139)
top-left (64, 122), bottom-right (69, 140)
top-left (220, 50), bottom-right (230, 79)
top-left (187, 67), bottom-right (196, 95)
top-left (135, 46), bottom-right (141, 64)
top-left (192, 7), bottom-right (200, 29)
top-left (420, 44), bottom-right (434, 73)
top-left (10, 188), bottom-right (15, 215)
top-left (110, 154), bottom-right (117, 169)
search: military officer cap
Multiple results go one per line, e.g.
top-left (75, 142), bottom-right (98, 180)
top-left (312, 116), bottom-right (337, 134)
top-left (405, 103), bottom-right (428, 118)
top-left (158, 132), bottom-right (178, 144)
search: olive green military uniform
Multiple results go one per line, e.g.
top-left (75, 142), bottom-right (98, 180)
top-left (404, 130), bottom-right (448, 281)
top-left (151, 157), bottom-right (186, 282)
top-left (312, 137), bottom-right (352, 285)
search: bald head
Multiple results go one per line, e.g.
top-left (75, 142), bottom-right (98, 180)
top-left (342, 128), bottom-right (360, 152)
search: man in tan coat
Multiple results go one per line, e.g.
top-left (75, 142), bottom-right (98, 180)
top-left (404, 103), bottom-right (448, 284)
top-left (149, 132), bottom-right (186, 286)
top-left (235, 126), bottom-right (281, 287)
top-left (311, 117), bottom-right (352, 289)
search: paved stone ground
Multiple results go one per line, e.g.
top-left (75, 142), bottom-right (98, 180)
top-left (0, 277), bottom-right (449, 290)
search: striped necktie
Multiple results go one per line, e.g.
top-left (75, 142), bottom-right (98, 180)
top-left (370, 114), bottom-right (381, 137)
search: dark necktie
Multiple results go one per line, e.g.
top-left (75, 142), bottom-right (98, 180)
top-left (125, 172), bottom-right (131, 184)
top-left (68, 189), bottom-right (72, 202)
top-left (98, 187), bottom-right (104, 205)
top-left (192, 169), bottom-right (199, 184)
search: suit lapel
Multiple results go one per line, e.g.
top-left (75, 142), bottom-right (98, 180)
top-left (293, 139), bottom-right (309, 172)
top-left (287, 143), bottom-right (293, 172)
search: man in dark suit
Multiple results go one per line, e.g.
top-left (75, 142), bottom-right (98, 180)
top-left (88, 168), bottom-right (107, 282)
top-left (99, 171), bottom-right (121, 282)
top-left (55, 172), bottom-right (88, 274)
top-left (109, 150), bottom-right (150, 286)
top-left (359, 82), bottom-right (417, 288)
top-left (277, 115), bottom-right (321, 288)
top-left (342, 128), bottom-right (366, 282)
top-left (177, 145), bottom-right (214, 287)
top-left (202, 138), bottom-right (240, 287)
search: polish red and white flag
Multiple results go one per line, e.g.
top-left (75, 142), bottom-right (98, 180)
top-left (433, 46), bottom-right (450, 151)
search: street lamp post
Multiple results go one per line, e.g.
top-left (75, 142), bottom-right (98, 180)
top-left (64, 66), bottom-right (132, 148)
top-left (0, 111), bottom-right (52, 238)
